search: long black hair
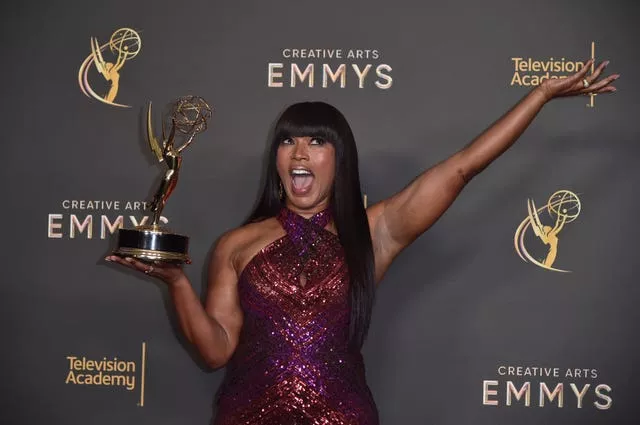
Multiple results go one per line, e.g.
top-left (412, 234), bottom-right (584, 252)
top-left (244, 101), bottom-right (376, 349)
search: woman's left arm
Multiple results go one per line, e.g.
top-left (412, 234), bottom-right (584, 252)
top-left (369, 59), bottom-right (619, 279)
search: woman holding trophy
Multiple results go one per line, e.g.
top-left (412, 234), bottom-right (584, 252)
top-left (106, 59), bottom-right (618, 424)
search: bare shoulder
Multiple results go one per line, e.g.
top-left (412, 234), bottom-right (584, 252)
top-left (211, 217), bottom-right (285, 278)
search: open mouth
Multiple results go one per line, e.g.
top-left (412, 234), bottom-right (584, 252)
top-left (290, 168), bottom-right (314, 194)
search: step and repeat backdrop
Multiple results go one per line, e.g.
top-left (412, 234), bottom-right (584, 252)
top-left (2, 0), bottom-right (638, 424)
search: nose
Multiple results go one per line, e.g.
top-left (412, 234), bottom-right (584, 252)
top-left (291, 140), bottom-right (309, 160)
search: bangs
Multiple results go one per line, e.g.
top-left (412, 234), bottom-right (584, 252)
top-left (273, 102), bottom-right (343, 145)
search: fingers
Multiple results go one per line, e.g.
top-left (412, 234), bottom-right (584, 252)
top-left (104, 255), bottom-right (157, 276)
top-left (586, 60), bottom-right (609, 84)
top-left (561, 58), bottom-right (619, 97)
top-left (595, 85), bottom-right (617, 94)
top-left (104, 255), bottom-right (133, 268)
top-left (584, 73), bottom-right (620, 93)
top-left (552, 59), bottom-right (594, 95)
top-left (570, 59), bottom-right (594, 83)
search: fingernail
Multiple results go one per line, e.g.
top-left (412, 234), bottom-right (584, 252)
top-left (125, 257), bottom-right (134, 263)
top-left (104, 256), bottom-right (112, 262)
top-left (604, 60), bottom-right (610, 67)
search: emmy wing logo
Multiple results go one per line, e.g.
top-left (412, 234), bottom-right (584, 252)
top-left (514, 190), bottom-right (581, 273)
top-left (78, 28), bottom-right (142, 108)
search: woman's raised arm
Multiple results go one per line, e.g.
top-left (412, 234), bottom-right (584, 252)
top-left (367, 59), bottom-right (618, 282)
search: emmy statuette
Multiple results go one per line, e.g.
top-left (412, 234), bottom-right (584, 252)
top-left (113, 95), bottom-right (212, 264)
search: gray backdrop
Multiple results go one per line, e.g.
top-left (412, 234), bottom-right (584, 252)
top-left (2, 0), bottom-right (639, 423)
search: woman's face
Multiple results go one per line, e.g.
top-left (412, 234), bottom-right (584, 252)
top-left (276, 136), bottom-right (336, 216)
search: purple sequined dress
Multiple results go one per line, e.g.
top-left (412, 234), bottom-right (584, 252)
top-left (213, 207), bottom-right (379, 425)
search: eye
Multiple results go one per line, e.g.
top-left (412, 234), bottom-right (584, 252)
top-left (280, 138), bottom-right (293, 145)
top-left (310, 137), bottom-right (326, 145)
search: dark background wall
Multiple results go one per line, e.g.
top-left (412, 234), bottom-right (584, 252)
top-left (2, 0), bottom-right (638, 423)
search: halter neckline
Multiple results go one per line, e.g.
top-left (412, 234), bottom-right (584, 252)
top-left (276, 206), bottom-right (333, 269)
top-left (277, 206), bottom-right (332, 229)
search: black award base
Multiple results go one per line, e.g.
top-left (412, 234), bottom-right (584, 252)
top-left (113, 225), bottom-right (190, 264)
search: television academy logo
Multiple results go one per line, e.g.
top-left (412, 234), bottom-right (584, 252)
top-left (268, 48), bottom-right (393, 89)
top-left (65, 342), bottom-right (148, 406)
top-left (514, 190), bottom-right (581, 273)
top-left (510, 42), bottom-right (599, 108)
top-left (78, 27), bottom-right (142, 108)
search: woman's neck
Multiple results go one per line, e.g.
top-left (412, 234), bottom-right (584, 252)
top-left (284, 199), bottom-right (331, 219)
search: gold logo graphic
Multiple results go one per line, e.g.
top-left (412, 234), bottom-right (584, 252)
top-left (514, 190), bottom-right (581, 272)
top-left (78, 28), bottom-right (142, 108)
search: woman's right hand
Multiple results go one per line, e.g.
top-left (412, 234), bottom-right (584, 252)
top-left (104, 255), bottom-right (187, 286)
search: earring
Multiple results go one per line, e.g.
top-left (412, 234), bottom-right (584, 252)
top-left (279, 181), bottom-right (284, 200)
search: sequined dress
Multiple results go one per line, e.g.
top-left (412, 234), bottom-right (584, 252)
top-left (213, 207), bottom-right (379, 425)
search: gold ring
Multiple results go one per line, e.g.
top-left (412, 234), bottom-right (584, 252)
top-left (582, 79), bottom-right (590, 89)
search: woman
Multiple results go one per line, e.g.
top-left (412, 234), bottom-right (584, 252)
top-left (106, 59), bottom-right (618, 424)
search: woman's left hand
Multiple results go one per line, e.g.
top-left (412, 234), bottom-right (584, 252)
top-left (538, 59), bottom-right (619, 101)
